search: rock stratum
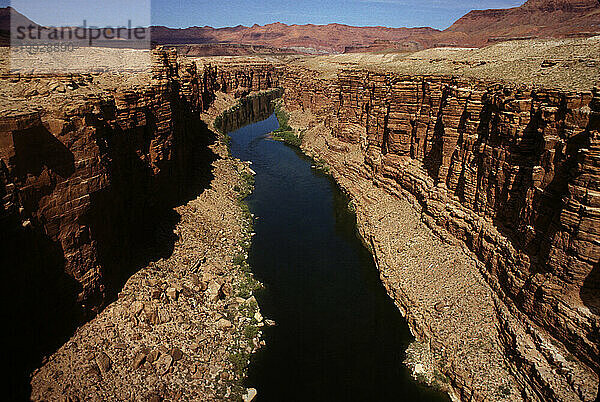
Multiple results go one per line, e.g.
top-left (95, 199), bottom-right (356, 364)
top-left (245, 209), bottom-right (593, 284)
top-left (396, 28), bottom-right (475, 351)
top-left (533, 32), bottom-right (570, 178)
top-left (0, 48), bottom-right (280, 400)
top-left (1, 36), bottom-right (599, 400)
top-left (281, 68), bottom-right (600, 401)
top-left (1, 49), bottom-right (215, 312)
top-left (1, 49), bottom-right (214, 398)
top-left (266, 52), bottom-right (599, 400)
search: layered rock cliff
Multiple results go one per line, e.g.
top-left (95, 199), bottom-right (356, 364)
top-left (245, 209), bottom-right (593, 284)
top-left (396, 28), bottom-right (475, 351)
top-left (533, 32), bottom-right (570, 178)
top-left (273, 66), bottom-right (600, 400)
top-left (0, 50), bottom-right (288, 400)
top-left (214, 88), bottom-right (283, 134)
top-left (179, 57), bottom-right (600, 398)
top-left (2, 46), bottom-right (598, 400)
top-left (29, 92), bottom-right (268, 401)
top-left (216, 63), bottom-right (282, 95)
top-left (0, 48), bottom-right (222, 397)
top-left (0, 49), bottom-right (219, 311)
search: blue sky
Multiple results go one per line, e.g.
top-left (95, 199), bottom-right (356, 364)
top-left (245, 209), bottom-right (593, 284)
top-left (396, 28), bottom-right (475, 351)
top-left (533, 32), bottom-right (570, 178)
top-left (3, 0), bottom-right (526, 30)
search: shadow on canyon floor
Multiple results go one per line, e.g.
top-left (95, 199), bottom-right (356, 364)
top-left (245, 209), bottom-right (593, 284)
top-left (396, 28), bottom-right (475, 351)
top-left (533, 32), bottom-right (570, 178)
top-left (1, 120), bottom-right (218, 400)
top-left (95, 120), bottom-right (219, 304)
top-left (1, 122), bottom-right (82, 400)
top-left (1, 220), bottom-right (84, 401)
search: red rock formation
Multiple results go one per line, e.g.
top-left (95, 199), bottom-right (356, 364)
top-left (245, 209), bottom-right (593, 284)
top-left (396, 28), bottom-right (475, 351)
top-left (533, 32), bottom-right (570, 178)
top-left (0, 48), bottom-right (227, 398)
top-left (0, 53), bottom-right (289, 399)
top-left (0, 50), bottom-right (220, 310)
top-left (150, 0), bottom-right (599, 51)
top-left (275, 66), bottom-right (600, 399)
top-left (215, 89), bottom-right (283, 134)
top-left (444, 0), bottom-right (600, 45)
top-left (150, 23), bottom-right (440, 54)
top-left (2, 47), bottom-right (597, 398)
top-left (3, 1), bottom-right (598, 53)
top-left (215, 63), bottom-right (281, 95)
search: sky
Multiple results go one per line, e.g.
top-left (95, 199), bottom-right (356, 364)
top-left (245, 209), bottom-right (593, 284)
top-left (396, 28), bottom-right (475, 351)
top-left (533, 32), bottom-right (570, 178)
top-left (2, 0), bottom-right (527, 30)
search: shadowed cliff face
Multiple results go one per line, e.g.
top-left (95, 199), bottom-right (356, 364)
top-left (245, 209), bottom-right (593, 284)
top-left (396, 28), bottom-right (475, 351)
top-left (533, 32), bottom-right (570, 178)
top-left (0, 50), bottom-right (223, 400)
top-left (0, 217), bottom-right (83, 399)
top-left (0, 48), bottom-right (288, 399)
top-left (0, 47), bottom-right (597, 399)
top-left (12, 125), bottom-right (75, 179)
top-left (85, 117), bottom-right (219, 303)
top-left (0, 50), bottom-right (223, 306)
top-left (582, 261), bottom-right (600, 316)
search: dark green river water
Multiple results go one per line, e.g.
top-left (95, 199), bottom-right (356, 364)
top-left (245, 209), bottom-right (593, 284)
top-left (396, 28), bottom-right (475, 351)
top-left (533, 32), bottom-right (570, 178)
top-left (228, 114), bottom-right (449, 402)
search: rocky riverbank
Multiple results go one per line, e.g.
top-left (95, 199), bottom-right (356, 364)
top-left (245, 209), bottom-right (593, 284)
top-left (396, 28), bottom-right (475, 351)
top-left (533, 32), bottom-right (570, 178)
top-left (29, 93), bottom-right (267, 401)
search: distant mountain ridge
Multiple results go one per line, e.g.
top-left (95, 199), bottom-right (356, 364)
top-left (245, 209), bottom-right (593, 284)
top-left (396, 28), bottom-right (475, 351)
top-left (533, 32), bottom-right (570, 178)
top-left (1, 0), bottom-right (599, 52)
top-left (443, 0), bottom-right (600, 46)
top-left (150, 23), bottom-right (440, 53)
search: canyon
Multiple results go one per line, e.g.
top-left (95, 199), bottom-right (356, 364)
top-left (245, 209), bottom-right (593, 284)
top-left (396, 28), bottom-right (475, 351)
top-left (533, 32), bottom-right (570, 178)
top-left (192, 37), bottom-right (600, 400)
top-left (0, 48), bottom-right (280, 400)
top-left (0, 21), bottom-right (599, 402)
top-left (277, 66), bottom-right (600, 401)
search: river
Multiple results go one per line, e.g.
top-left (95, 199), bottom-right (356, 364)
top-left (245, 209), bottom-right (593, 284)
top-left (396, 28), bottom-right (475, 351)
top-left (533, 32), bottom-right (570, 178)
top-left (228, 113), bottom-right (448, 402)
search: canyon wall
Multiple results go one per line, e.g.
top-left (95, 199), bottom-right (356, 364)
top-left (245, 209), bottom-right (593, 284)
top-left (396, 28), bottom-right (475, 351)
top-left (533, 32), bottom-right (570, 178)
top-left (276, 66), bottom-right (599, 399)
top-left (0, 56), bottom-right (284, 325)
top-left (0, 52), bottom-right (293, 399)
top-left (0, 49), bottom-right (219, 311)
top-left (216, 63), bottom-right (281, 96)
top-left (208, 62), bottom-right (283, 132)
top-left (186, 60), bottom-right (600, 397)
top-left (2, 48), bottom-right (598, 400)
top-left (0, 49), bottom-right (221, 397)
